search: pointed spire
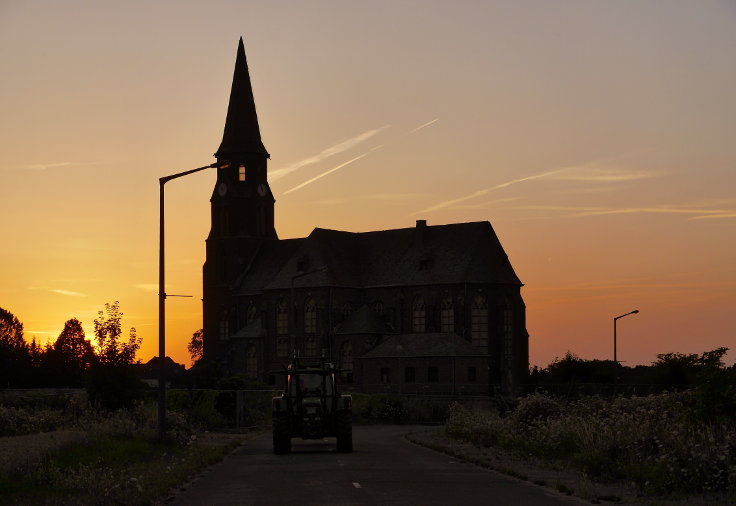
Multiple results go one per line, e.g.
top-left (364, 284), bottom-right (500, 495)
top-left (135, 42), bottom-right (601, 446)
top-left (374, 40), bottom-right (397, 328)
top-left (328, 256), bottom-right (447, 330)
top-left (215, 37), bottom-right (269, 159)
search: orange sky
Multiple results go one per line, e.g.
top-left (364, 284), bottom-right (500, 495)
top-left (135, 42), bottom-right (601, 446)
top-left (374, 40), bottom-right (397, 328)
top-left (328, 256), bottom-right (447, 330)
top-left (1, 1), bottom-right (734, 368)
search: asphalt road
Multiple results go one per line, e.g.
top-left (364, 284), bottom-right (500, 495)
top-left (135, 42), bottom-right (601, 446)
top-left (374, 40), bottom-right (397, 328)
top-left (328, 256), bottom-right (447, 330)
top-left (171, 425), bottom-right (582, 506)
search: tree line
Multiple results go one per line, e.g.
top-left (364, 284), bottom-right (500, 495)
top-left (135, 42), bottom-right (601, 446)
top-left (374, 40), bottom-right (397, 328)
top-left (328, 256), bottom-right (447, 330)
top-left (0, 302), bottom-right (143, 409)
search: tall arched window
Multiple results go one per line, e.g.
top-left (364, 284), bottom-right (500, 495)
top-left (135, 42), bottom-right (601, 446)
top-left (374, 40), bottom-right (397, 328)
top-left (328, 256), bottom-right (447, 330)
top-left (304, 336), bottom-right (317, 357)
top-left (342, 302), bottom-right (352, 320)
top-left (246, 303), bottom-right (258, 324)
top-left (219, 312), bottom-right (229, 340)
top-left (412, 295), bottom-right (425, 332)
top-left (471, 293), bottom-right (488, 351)
top-left (245, 344), bottom-right (257, 379)
top-left (304, 297), bottom-right (317, 334)
top-left (504, 297), bottom-right (514, 358)
top-left (371, 300), bottom-right (384, 315)
top-left (440, 294), bottom-right (454, 332)
top-left (340, 341), bottom-right (353, 382)
top-left (276, 298), bottom-right (288, 336)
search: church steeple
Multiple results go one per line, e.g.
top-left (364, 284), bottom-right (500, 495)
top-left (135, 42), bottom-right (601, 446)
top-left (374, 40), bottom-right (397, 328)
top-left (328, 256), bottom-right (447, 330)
top-left (215, 37), bottom-right (269, 159)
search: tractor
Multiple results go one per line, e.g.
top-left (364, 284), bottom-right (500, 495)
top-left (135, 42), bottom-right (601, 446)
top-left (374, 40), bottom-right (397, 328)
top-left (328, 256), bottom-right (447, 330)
top-left (271, 356), bottom-right (352, 454)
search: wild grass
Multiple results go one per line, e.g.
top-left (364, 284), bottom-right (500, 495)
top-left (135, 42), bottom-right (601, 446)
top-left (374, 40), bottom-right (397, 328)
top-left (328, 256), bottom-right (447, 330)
top-left (446, 392), bottom-right (736, 496)
top-left (0, 399), bottom-right (235, 505)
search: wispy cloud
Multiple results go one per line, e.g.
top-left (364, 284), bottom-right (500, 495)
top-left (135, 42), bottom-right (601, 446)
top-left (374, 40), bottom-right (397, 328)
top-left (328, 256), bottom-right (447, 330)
top-left (284, 153), bottom-right (370, 194)
top-left (509, 203), bottom-right (736, 220)
top-left (11, 162), bottom-right (91, 171)
top-left (366, 193), bottom-right (427, 201)
top-left (135, 284), bottom-right (159, 292)
top-left (410, 167), bottom-right (570, 216)
top-left (406, 118), bottom-right (438, 135)
top-left (270, 126), bottom-right (389, 181)
top-left (551, 168), bottom-right (664, 182)
top-left (49, 289), bottom-right (87, 297)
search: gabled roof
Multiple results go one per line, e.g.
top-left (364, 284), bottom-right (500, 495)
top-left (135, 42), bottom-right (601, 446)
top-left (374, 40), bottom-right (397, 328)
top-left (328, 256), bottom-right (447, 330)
top-left (234, 238), bottom-right (304, 295)
top-left (360, 333), bottom-right (485, 359)
top-left (215, 37), bottom-right (269, 159)
top-left (261, 221), bottom-right (522, 290)
top-left (333, 304), bottom-right (394, 335)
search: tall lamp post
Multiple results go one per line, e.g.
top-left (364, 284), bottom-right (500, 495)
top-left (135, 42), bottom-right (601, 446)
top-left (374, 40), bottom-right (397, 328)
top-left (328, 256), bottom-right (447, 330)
top-left (613, 309), bottom-right (639, 363)
top-left (158, 161), bottom-right (229, 440)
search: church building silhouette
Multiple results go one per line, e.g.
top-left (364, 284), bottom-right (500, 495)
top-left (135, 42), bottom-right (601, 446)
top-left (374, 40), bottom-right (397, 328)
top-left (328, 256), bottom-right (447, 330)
top-left (203, 38), bottom-right (529, 395)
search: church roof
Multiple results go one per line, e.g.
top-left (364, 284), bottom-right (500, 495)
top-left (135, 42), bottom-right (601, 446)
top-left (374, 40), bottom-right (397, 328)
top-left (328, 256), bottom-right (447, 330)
top-left (215, 37), bottom-right (269, 159)
top-left (360, 333), bottom-right (484, 358)
top-left (250, 221), bottom-right (522, 291)
top-left (333, 304), bottom-right (394, 335)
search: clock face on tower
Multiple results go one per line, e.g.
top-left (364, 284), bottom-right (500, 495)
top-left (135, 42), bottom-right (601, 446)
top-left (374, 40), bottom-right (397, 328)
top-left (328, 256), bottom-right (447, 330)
top-left (257, 183), bottom-right (267, 197)
top-left (217, 182), bottom-right (228, 196)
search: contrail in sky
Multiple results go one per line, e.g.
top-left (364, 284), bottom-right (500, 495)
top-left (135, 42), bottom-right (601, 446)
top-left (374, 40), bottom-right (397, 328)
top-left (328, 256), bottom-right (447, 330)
top-left (284, 153), bottom-right (370, 194)
top-left (410, 167), bottom-right (570, 216)
top-left (12, 162), bottom-right (84, 170)
top-left (270, 126), bottom-right (389, 181)
top-left (406, 118), bottom-right (438, 135)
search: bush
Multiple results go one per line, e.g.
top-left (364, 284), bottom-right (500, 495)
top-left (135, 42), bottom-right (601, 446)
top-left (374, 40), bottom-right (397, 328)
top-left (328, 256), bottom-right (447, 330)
top-left (86, 364), bottom-right (145, 411)
top-left (446, 392), bottom-right (736, 495)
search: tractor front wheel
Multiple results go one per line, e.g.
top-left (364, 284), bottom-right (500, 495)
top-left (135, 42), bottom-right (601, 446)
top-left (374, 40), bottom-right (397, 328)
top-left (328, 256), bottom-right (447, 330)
top-left (272, 415), bottom-right (291, 454)
top-left (336, 412), bottom-right (352, 453)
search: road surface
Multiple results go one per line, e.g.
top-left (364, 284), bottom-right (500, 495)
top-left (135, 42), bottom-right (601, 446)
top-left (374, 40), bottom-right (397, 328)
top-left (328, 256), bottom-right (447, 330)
top-left (171, 425), bottom-right (581, 505)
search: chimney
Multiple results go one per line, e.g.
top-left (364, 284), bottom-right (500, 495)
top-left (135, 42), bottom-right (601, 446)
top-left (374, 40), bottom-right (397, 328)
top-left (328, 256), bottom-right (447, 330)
top-left (416, 219), bottom-right (427, 228)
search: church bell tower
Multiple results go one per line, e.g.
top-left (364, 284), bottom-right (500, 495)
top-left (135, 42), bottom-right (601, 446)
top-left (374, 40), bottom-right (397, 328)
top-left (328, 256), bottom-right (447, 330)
top-left (203, 37), bottom-right (276, 362)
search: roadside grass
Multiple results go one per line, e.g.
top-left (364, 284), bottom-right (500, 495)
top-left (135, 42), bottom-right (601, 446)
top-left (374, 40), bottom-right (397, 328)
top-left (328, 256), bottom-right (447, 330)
top-left (445, 393), bottom-right (736, 498)
top-left (0, 434), bottom-right (229, 505)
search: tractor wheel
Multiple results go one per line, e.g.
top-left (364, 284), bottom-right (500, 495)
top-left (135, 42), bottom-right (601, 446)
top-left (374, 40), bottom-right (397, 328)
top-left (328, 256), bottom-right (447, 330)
top-left (336, 412), bottom-right (352, 453)
top-left (272, 415), bottom-right (291, 455)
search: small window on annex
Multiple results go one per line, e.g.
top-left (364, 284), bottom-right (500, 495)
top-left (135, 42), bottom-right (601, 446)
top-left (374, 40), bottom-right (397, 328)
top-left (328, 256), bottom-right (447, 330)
top-left (238, 164), bottom-right (246, 182)
top-left (276, 298), bottom-right (288, 336)
top-left (404, 367), bottom-right (416, 383)
top-left (467, 366), bottom-right (477, 382)
top-left (380, 367), bottom-right (391, 384)
top-left (471, 293), bottom-right (489, 351)
top-left (427, 366), bottom-right (439, 383)
top-left (412, 295), bottom-right (425, 332)
top-left (371, 300), bottom-right (384, 316)
top-left (440, 293), bottom-right (454, 332)
top-left (304, 297), bottom-right (317, 334)
top-left (245, 344), bottom-right (258, 379)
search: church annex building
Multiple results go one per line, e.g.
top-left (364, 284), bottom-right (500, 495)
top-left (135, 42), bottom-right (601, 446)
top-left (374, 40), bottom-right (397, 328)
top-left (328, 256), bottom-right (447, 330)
top-left (202, 38), bottom-right (529, 395)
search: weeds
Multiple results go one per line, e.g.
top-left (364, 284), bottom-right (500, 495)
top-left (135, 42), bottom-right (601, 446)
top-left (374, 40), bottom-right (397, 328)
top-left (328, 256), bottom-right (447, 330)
top-left (446, 392), bottom-right (736, 496)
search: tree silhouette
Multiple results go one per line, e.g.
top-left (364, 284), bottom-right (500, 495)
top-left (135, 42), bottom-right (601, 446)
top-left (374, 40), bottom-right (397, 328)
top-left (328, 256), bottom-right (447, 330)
top-left (87, 301), bottom-right (143, 410)
top-left (188, 328), bottom-right (203, 364)
top-left (0, 307), bottom-right (30, 387)
top-left (44, 318), bottom-right (96, 387)
top-left (93, 301), bottom-right (141, 366)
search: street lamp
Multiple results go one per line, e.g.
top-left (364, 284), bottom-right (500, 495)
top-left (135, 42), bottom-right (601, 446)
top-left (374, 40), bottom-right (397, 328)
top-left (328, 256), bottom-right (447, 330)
top-left (158, 161), bottom-right (229, 439)
top-left (613, 309), bottom-right (639, 363)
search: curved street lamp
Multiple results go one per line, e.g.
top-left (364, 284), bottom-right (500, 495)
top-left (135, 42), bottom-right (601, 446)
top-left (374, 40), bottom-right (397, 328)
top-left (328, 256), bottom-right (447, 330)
top-left (158, 161), bottom-right (229, 439)
top-left (613, 309), bottom-right (639, 363)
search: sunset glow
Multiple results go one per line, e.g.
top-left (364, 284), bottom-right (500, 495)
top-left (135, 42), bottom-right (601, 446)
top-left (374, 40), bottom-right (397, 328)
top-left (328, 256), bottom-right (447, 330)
top-left (0, 1), bottom-right (734, 368)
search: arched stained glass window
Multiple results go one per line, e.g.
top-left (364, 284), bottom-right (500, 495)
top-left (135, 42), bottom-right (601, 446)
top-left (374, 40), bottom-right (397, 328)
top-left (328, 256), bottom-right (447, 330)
top-left (245, 344), bottom-right (257, 379)
top-left (304, 297), bottom-right (317, 334)
top-left (471, 294), bottom-right (488, 351)
top-left (412, 295), bottom-right (425, 332)
top-left (276, 298), bottom-right (288, 336)
top-left (246, 303), bottom-right (258, 324)
top-left (440, 294), bottom-right (454, 332)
